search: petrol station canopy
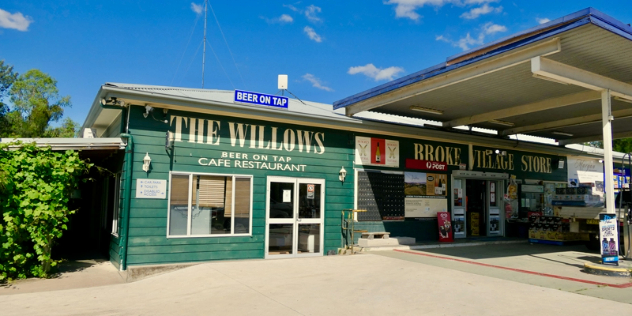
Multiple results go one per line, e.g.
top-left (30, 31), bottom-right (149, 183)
top-left (334, 8), bottom-right (632, 146)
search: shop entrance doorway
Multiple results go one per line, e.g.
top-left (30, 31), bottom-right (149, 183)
top-left (265, 177), bottom-right (325, 259)
top-left (452, 176), bottom-right (504, 238)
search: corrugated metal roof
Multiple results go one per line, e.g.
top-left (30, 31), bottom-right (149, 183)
top-left (333, 7), bottom-right (632, 110)
top-left (105, 82), bottom-right (349, 121)
top-left (330, 7), bottom-right (632, 144)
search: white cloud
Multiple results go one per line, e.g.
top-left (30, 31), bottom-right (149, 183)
top-left (263, 14), bottom-right (294, 24)
top-left (385, 0), bottom-right (500, 21)
top-left (302, 73), bottom-right (334, 91)
top-left (463, 0), bottom-right (499, 4)
top-left (303, 26), bottom-right (322, 42)
top-left (348, 64), bottom-right (405, 81)
top-left (284, 4), bottom-right (322, 23)
top-left (483, 22), bottom-right (507, 34)
top-left (284, 4), bottom-right (301, 12)
top-left (190, 3), bottom-right (203, 15)
top-left (536, 17), bottom-right (551, 24)
top-left (0, 9), bottom-right (33, 31)
top-left (437, 22), bottom-right (507, 51)
top-left (279, 14), bottom-right (294, 23)
top-left (460, 4), bottom-right (502, 19)
top-left (304, 5), bottom-right (322, 23)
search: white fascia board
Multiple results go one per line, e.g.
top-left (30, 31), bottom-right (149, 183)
top-left (345, 38), bottom-right (561, 117)
top-left (531, 56), bottom-right (632, 100)
top-left (0, 137), bottom-right (126, 150)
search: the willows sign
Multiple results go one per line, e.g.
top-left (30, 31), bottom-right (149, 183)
top-left (170, 115), bottom-right (326, 172)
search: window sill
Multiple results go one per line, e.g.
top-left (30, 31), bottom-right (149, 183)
top-left (166, 233), bottom-right (253, 239)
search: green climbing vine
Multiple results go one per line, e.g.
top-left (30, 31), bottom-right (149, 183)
top-left (0, 142), bottom-right (93, 282)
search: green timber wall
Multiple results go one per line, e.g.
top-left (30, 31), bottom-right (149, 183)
top-left (123, 106), bottom-right (354, 266)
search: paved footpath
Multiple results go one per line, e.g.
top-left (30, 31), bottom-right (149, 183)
top-left (1, 254), bottom-right (631, 315)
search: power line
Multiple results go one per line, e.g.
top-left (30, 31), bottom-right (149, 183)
top-left (206, 39), bottom-right (235, 89)
top-left (202, 0), bottom-right (208, 88)
top-left (170, 14), bottom-right (201, 85)
top-left (180, 40), bottom-right (204, 86)
top-left (207, 1), bottom-right (247, 89)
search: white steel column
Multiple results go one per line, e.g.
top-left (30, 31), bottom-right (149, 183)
top-left (602, 89), bottom-right (616, 214)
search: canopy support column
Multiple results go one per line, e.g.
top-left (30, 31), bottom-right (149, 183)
top-left (602, 89), bottom-right (616, 214)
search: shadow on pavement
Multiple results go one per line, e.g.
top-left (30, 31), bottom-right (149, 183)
top-left (419, 243), bottom-right (599, 260)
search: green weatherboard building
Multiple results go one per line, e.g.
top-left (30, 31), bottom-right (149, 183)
top-left (76, 83), bottom-right (599, 272)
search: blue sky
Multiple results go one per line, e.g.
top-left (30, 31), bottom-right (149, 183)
top-left (1, 1), bottom-right (631, 126)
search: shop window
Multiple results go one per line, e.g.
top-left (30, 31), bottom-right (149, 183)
top-left (168, 172), bottom-right (252, 237)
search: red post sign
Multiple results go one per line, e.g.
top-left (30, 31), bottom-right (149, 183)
top-left (405, 159), bottom-right (448, 171)
top-left (437, 212), bottom-right (453, 242)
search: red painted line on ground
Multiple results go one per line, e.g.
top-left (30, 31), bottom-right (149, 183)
top-left (393, 249), bottom-right (632, 289)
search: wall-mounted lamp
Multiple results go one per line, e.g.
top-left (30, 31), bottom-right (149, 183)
top-left (339, 166), bottom-right (347, 183)
top-left (143, 105), bottom-right (154, 118)
top-left (100, 97), bottom-right (125, 107)
top-left (494, 149), bottom-right (507, 156)
top-left (142, 153), bottom-right (152, 172)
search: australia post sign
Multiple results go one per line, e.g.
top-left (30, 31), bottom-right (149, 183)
top-left (234, 90), bottom-right (288, 109)
top-left (406, 159), bottom-right (448, 171)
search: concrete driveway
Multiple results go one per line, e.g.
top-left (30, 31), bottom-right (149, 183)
top-left (1, 250), bottom-right (631, 315)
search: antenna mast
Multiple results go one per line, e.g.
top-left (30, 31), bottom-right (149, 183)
top-left (202, 0), bottom-right (208, 88)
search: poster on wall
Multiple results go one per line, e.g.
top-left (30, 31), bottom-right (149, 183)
top-left (567, 158), bottom-right (604, 189)
top-left (404, 172), bottom-right (447, 197)
top-left (437, 212), bottom-right (453, 242)
top-left (489, 215), bottom-right (500, 233)
top-left (355, 136), bottom-right (399, 168)
top-left (453, 215), bottom-right (465, 235)
top-left (405, 198), bottom-right (448, 218)
top-left (454, 188), bottom-right (463, 206)
top-left (599, 213), bottom-right (619, 265)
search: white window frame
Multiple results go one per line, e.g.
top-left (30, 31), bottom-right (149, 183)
top-left (111, 172), bottom-right (122, 236)
top-left (167, 171), bottom-right (254, 238)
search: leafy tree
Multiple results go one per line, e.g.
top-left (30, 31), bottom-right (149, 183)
top-left (0, 142), bottom-right (93, 281)
top-left (6, 69), bottom-right (74, 138)
top-left (588, 139), bottom-right (632, 154)
top-left (44, 117), bottom-right (80, 138)
top-left (0, 61), bottom-right (17, 136)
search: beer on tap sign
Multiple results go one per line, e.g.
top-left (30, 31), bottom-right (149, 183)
top-left (355, 136), bottom-right (399, 168)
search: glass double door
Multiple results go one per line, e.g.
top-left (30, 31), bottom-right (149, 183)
top-left (452, 179), bottom-right (504, 238)
top-left (266, 177), bottom-right (324, 259)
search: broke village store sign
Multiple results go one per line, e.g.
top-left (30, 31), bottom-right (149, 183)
top-left (353, 137), bottom-right (566, 180)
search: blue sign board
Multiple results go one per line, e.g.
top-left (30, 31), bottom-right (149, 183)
top-left (234, 90), bottom-right (288, 109)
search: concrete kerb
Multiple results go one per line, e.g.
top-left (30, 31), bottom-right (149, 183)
top-left (123, 262), bottom-right (202, 282)
top-left (584, 262), bottom-right (632, 278)
top-left (360, 239), bottom-right (527, 252)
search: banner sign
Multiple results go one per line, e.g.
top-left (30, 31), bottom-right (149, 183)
top-left (234, 90), bottom-right (288, 108)
top-left (437, 212), bottom-right (453, 242)
top-left (405, 159), bottom-right (448, 171)
top-left (355, 136), bottom-right (399, 168)
top-left (599, 213), bottom-right (619, 265)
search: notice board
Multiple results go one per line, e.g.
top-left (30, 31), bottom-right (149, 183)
top-left (405, 198), bottom-right (448, 218)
